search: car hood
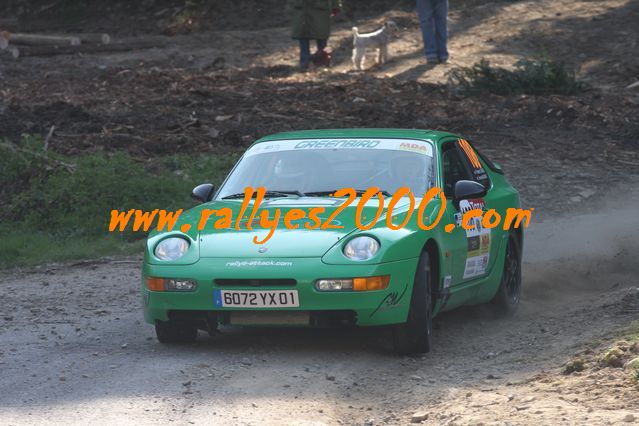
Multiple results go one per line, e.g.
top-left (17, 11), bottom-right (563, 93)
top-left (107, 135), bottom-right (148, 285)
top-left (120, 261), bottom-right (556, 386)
top-left (194, 197), bottom-right (409, 258)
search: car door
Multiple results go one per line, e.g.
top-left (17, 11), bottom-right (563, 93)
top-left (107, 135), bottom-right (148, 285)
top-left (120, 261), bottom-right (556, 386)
top-left (454, 138), bottom-right (498, 283)
top-left (442, 139), bottom-right (501, 283)
top-left (440, 140), bottom-right (476, 286)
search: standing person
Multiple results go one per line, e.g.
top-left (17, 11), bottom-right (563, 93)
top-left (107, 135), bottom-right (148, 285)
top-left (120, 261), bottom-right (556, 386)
top-left (416, 0), bottom-right (449, 64)
top-left (289, 0), bottom-right (342, 71)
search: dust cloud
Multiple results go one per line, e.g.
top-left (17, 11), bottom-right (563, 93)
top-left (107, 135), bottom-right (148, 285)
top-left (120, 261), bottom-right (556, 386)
top-left (523, 189), bottom-right (639, 300)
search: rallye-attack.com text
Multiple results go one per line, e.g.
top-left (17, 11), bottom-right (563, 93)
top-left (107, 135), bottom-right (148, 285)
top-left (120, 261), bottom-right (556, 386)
top-left (109, 186), bottom-right (533, 244)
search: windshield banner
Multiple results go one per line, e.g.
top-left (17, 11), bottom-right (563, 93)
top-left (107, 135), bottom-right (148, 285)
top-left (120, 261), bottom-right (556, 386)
top-left (245, 138), bottom-right (434, 157)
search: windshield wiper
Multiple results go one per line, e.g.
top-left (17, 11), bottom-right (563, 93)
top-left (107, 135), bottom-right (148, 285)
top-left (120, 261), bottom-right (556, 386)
top-left (222, 190), bottom-right (304, 200)
top-left (305, 189), bottom-right (392, 197)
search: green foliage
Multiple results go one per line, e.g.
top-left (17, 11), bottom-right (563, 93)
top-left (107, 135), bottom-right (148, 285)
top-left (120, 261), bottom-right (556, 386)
top-left (600, 347), bottom-right (625, 368)
top-left (0, 135), bottom-right (50, 201)
top-left (0, 136), bottom-right (239, 267)
top-left (448, 57), bottom-right (589, 96)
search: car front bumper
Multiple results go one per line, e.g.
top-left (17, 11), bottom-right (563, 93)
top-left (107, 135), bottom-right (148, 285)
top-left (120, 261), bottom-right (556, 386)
top-left (142, 257), bottom-right (419, 327)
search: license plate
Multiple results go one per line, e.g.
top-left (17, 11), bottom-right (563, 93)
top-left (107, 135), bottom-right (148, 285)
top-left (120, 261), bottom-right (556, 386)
top-left (213, 290), bottom-right (299, 308)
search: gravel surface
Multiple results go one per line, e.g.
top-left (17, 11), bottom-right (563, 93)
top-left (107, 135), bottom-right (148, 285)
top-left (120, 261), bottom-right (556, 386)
top-left (1, 207), bottom-right (638, 425)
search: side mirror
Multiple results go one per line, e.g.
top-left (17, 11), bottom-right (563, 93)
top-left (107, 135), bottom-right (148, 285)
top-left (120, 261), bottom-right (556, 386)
top-left (191, 183), bottom-right (215, 203)
top-left (453, 180), bottom-right (486, 209)
top-left (492, 162), bottom-right (504, 173)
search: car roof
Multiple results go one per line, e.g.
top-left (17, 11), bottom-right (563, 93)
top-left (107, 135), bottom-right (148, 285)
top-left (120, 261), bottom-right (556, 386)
top-left (253, 128), bottom-right (460, 147)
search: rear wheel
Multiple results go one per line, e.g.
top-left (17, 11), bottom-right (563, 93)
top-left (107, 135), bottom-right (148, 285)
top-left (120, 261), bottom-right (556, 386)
top-left (393, 251), bottom-right (433, 355)
top-left (491, 232), bottom-right (522, 315)
top-left (155, 320), bottom-right (198, 344)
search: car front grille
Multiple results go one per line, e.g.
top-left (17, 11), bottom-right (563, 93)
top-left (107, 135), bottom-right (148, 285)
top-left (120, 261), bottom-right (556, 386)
top-left (166, 309), bottom-right (357, 328)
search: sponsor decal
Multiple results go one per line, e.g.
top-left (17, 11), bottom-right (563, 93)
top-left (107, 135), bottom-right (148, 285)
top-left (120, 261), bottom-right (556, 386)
top-left (370, 283), bottom-right (409, 316)
top-left (463, 233), bottom-right (491, 279)
top-left (398, 142), bottom-right (430, 154)
top-left (473, 168), bottom-right (489, 182)
top-left (458, 139), bottom-right (482, 169)
top-left (459, 138), bottom-right (488, 181)
top-left (244, 138), bottom-right (434, 157)
top-left (455, 198), bottom-right (486, 226)
top-left (443, 275), bottom-right (452, 289)
top-left (458, 198), bottom-right (491, 279)
top-left (225, 260), bottom-right (293, 267)
top-left (467, 236), bottom-right (480, 252)
top-left (294, 139), bottom-right (381, 149)
top-left (439, 275), bottom-right (453, 309)
top-left (261, 144), bottom-right (280, 152)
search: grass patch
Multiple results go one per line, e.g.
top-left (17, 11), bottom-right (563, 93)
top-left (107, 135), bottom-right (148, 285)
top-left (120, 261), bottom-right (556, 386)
top-left (448, 57), bottom-right (589, 96)
top-left (0, 136), bottom-right (240, 268)
top-left (0, 227), bottom-right (144, 269)
top-left (627, 320), bottom-right (639, 339)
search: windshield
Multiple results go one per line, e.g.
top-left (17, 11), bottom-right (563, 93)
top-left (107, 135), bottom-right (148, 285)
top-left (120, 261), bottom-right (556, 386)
top-left (217, 138), bottom-right (435, 199)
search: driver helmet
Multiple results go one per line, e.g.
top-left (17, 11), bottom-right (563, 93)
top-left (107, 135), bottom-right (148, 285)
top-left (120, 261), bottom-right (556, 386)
top-left (273, 156), bottom-right (308, 179)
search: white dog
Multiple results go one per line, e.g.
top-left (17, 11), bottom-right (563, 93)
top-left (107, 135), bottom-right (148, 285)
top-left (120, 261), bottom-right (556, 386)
top-left (352, 21), bottom-right (398, 70)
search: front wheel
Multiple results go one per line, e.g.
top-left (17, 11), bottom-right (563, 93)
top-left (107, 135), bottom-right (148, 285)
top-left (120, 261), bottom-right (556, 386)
top-left (155, 320), bottom-right (198, 344)
top-left (491, 232), bottom-right (522, 315)
top-left (393, 251), bottom-right (433, 355)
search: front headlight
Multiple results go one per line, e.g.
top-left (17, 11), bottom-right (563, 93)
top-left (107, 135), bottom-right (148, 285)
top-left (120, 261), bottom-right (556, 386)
top-left (154, 237), bottom-right (190, 261)
top-left (343, 236), bottom-right (380, 261)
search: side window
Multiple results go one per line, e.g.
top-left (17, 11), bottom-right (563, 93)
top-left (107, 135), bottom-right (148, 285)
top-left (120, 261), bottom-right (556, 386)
top-left (441, 143), bottom-right (473, 198)
top-left (457, 139), bottom-right (491, 189)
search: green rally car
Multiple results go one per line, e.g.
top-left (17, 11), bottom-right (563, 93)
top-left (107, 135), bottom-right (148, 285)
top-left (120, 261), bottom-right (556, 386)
top-left (142, 129), bottom-right (524, 354)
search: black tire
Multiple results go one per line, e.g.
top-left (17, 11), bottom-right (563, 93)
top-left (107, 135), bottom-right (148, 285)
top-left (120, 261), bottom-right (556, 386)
top-left (155, 320), bottom-right (198, 344)
top-left (491, 232), bottom-right (522, 315)
top-left (393, 251), bottom-right (433, 355)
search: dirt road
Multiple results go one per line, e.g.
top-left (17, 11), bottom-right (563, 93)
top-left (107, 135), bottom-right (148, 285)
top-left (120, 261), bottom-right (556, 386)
top-left (1, 204), bottom-right (638, 425)
top-left (1, 0), bottom-right (638, 423)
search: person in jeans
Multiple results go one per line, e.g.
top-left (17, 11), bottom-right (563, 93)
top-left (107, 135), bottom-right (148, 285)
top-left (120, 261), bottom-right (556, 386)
top-left (288, 0), bottom-right (342, 71)
top-left (416, 0), bottom-right (449, 63)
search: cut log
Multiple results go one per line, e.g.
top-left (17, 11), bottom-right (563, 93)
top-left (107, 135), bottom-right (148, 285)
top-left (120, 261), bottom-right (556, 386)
top-left (0, 46), bottom-right (20, 59)
top-left (9, 33), bottom-right (81, 46)
top-left (0, 31), bottom-right (9, 50)
top-left (75, 33), bottom-right (111, 45)
top-left (18, 41), bottom-right (164, 57)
